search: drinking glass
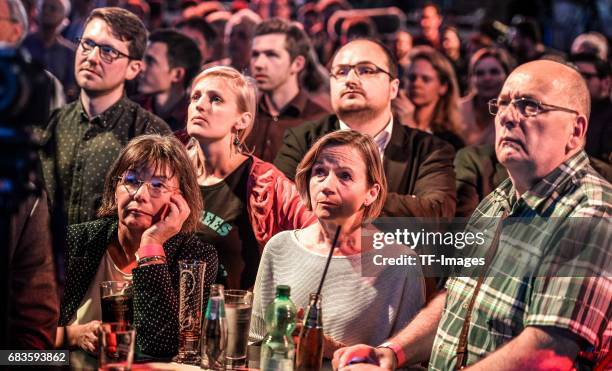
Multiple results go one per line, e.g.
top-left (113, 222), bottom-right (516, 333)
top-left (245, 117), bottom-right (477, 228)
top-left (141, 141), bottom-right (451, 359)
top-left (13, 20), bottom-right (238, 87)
top-left (173, 260), bottom-right (206, 365)
top-left (100, 281), bottom-right (133, 324)
top-left (224, 290), bottom-right (253, 369)
top-left (98, 322), bottom-right (135, 371)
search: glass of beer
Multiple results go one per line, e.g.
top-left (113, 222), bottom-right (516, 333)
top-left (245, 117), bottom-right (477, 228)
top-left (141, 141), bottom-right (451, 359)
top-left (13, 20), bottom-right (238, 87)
top-left (224, 290), bottom-right (253, 369)
top-left (174, 260), bottom-right (207, 365)
top-left (100, 281), bottom-right (133, 324)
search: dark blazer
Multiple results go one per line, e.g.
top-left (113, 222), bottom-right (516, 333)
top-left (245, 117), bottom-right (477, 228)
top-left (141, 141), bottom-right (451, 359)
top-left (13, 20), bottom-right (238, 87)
top-left (6, 191), bottom-right (59, 349)
top-left (60, 217), bottom-right (218, 357)
top-left (454, 144), bottom-right (508, 217)
top-left (274, 115), bottom-right (457, 217)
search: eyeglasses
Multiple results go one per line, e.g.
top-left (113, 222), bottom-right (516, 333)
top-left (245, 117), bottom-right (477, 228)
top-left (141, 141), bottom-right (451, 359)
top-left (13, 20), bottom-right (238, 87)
top-left (488, 97), bottom-right (579, 117)
top-left (330, 63), bottom-right (394, 80)
top-left (77, 37), bottom-right (132, 63)
top-left (118, 172), bottom-right (177, 198)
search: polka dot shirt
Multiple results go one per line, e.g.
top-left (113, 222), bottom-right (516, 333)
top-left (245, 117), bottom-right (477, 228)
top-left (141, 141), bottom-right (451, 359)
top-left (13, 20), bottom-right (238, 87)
top-left (39, 96), bottom-right (172, 226)
top-left (60, 217), bottom-right (218, 358)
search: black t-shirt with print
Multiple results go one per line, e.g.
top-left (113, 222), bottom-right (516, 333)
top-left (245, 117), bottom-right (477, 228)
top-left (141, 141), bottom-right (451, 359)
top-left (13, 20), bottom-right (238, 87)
top-left (197, 157), bottom-right (259, 290)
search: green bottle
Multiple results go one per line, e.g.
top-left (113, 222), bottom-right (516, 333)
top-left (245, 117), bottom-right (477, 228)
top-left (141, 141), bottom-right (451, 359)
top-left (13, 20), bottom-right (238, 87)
top-left (260, 285), bottom-right (297, 371)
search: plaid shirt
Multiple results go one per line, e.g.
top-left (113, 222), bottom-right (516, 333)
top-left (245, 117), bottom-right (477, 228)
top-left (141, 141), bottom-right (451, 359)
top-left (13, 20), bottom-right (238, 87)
top-left (429, 150), bottom-right (612, 370)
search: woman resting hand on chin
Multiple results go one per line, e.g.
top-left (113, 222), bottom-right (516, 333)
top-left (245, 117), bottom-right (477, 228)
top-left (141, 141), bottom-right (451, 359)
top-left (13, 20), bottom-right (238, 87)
top-left (56, 135), bottom-right (218, 365)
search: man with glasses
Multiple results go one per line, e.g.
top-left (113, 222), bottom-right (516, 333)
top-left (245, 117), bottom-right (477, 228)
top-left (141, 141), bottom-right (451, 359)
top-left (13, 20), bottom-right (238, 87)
top-left (39, 7), bottom-right (171, 226)
top-left (334, 60), bottom-right (611, 370)
top-left (274, 38), bottom-right (456, 219)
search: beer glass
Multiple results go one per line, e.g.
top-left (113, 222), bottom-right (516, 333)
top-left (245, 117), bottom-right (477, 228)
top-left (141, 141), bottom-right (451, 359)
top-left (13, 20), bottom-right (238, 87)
top-left (98, 322), bottom-right (135, 370)
top-left (174, 260), bottom-right (206, 365)
top-left (100, 281), bottom-right (133, 324)
top-left (224, 290), bottom-right (253, 369)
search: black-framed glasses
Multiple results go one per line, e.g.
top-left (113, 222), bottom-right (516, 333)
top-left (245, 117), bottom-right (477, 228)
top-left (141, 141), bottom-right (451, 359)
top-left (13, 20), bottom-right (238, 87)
top-left (329, 62), bottom-right (394, 80)
top-left (76, 37), bottom-right (132, 63)
top-left (488, 97), bottom-right (579, 117)
top-left (117, 172), bottom-right (177, 198)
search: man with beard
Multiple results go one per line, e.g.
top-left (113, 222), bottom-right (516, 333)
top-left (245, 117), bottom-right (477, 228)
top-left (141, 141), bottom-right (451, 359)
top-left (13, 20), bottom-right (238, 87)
top-left (39, 7), bottom-right (171, 226)
top-left (274, 38), bottom-right (456, 218)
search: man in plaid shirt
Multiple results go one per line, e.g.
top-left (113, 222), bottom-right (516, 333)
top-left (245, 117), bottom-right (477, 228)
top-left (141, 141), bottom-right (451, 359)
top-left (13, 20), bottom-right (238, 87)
top-left (334, 60), bottom-right (611, 370)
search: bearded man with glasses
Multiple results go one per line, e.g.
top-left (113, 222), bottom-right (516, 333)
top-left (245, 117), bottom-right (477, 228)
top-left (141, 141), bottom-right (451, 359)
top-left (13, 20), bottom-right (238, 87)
top-left (39, 7), bottom-right (171, 226)
top-left (334, 60), bottom-right (611, 371)
top-left (274, 38), bottom-right (456, 220)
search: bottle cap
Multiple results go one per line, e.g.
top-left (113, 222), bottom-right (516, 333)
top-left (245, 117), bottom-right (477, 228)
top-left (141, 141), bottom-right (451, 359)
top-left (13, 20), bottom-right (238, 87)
top-left (276, 285), bottom-right (291, 297)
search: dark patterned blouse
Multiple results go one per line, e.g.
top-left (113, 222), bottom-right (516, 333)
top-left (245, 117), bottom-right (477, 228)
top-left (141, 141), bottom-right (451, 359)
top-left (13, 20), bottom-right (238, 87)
top-left (60, 217), bottom-right (218, 357)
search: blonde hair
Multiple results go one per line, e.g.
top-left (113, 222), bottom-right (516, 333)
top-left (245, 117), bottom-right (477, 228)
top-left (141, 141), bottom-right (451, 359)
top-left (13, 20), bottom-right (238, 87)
top-left (188, 66), bottom-right (258, 177)
top-left (295, 130), bottom-right (388, 222)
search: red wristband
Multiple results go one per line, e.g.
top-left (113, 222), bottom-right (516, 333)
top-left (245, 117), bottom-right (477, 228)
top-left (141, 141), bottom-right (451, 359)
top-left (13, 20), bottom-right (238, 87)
top-left (378, 341), bottom-right (406, 367)
top-left (138, 244), bottom-right (165, 258)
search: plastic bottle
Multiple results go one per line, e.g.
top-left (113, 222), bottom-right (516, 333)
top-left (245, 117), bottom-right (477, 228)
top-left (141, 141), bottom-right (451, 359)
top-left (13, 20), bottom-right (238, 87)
top-left (260, 285), bottom-right (297, 371)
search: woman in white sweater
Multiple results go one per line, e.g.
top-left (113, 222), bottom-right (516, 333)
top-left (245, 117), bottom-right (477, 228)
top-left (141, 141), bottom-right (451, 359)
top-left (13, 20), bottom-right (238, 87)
top-left (249, 130), bottom-right (425, 358)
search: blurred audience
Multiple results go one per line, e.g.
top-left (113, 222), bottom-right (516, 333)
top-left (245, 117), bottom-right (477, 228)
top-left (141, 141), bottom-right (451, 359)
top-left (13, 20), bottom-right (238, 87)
top-left (205, 10), bottom-right (231, 62)
top-left (509, 17), bottom-right (565, 64)
top-left (207, 9), bottom-right (261, 73)
top-left (394, 29), bottom-right (412, 74)
top-left (441, 25), bottom-right (468, 95)
top-left (569, 53), bottom-right (612, 162)
top-left (570, 31), bottom-right (609, 61)
top-left (458, 47), bottom-right (515, 146)
top-left (135, 29), bottom-right (202, 131)
top-left (405, 46), bottom-right (464, 150)
top-left (176, 16), bottom-right (217, 64)
top-left (23, 0), bottom-right (78, 101)
top-left (62, 0), bottom-right (95, 42)
top-left (252, 0), bottom-right (293, 21)
top-left (246, 18), bottom-right (330, 162)
top-left (413, 2), bottom-right (443, 50)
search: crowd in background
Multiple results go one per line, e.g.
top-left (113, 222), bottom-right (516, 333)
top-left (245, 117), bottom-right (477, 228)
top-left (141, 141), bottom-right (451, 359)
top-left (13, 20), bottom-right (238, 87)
top-left (3, 0), bottom-right (611, 368)
top-left (21, 0), bottom-right (612, 163)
